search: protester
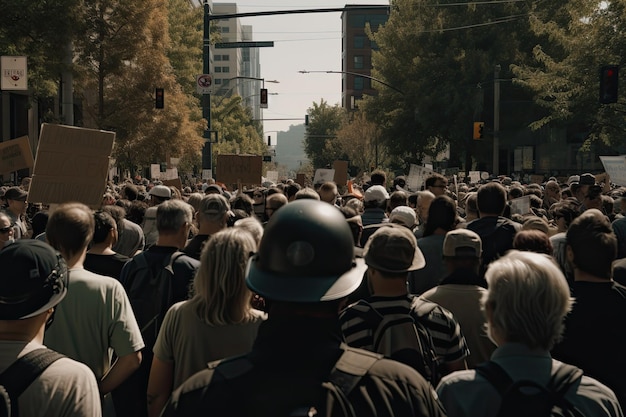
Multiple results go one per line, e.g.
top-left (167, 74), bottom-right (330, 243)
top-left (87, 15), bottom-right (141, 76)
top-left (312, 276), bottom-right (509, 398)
top-left (161, 200), bottom-right (447, 417)
top-left (0, 240), bottom-right (102, 416)
top-left (182, 194), bottom-right (231, 260)
top-left (44, 202), bottom-right (144, 413)
top-left (3, 186), bottom-right (29, 239)
top-left (84, 210), bottom-right (131, 280)
top-left (341, 224), bottom-right (469, 385)
top-left (437, 250), bottom-right (623, 417)
top-left (420, 229), bottom-right (495, 368)
top-left (147, 229), bottom-right (265, 417)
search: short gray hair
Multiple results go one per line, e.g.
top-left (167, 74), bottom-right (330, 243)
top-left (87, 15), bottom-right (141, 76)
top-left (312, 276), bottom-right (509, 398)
top-left (483, 250), bottom-right (573, 350)
top-left (156, 199), bottom-right (193, 233)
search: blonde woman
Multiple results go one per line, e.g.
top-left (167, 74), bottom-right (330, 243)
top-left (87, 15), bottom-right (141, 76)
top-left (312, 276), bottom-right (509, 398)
top-left (147, 228), bottom-right (265, 417)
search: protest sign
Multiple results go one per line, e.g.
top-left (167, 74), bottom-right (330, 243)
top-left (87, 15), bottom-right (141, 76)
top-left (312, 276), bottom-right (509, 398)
top-left (29, 124), bottom-right (115, 208)
top-left (600, 155), bottom-right (626, 186)
top-left (217, 154), bottom-right (262, 185)
top-left (313, 169), bottom-right (335, 185)
top-left (333, 160), bottom-right (349, 186)
top-left (0, 136), bottom-right (34, 174)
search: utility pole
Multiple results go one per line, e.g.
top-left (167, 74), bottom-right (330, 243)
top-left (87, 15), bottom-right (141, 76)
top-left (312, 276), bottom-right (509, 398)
top-left (493, 64), bottom-right (501, 176)
top-left (202, 0), bottom-right (212, 179)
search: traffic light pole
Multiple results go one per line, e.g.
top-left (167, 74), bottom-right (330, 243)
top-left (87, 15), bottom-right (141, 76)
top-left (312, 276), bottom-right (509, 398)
top-left (202, 0), bottom-right (212, 177)
top-left (493, 64), bottom-right (501, 176)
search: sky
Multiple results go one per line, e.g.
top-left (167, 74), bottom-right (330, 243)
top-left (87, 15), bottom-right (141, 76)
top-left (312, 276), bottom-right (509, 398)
top-left (232, 1), bottom-right (389, 139)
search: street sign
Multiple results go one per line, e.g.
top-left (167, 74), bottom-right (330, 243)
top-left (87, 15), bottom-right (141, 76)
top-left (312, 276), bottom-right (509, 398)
top-left (214, 41), bottom-right (274, 49)
top-left (1, 56), bottom-right (27, 90)
top-left (196, 74), bottom-right (212, 94)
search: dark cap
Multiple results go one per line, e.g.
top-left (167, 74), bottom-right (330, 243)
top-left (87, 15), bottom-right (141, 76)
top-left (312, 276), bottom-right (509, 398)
top-left (4, 187), bottom-right (27, 201)
top-left (200, 194), bottom-right (233, 218)
top-left (579, 173), bottom-right (596, 186)
top-left (363, 224), bottom-right (425, 273)
top-left (204, 184), bottom-right (224, 195)
top-left (0, 240), bottom-right (68, 320)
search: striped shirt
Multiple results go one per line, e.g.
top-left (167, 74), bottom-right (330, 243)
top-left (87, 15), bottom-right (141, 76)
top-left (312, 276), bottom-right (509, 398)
top-left (339, 294), bottom-right (470, 366)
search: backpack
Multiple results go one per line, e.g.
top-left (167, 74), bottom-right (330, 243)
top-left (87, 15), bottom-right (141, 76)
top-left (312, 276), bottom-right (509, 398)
top-left (360, 297), bottom-right (440, 385)
top-left (0, 349), bottom-right (65, 417)
top-left (211, 346), bottom-right (383, 417)
top-left (475, 361), bottom-right (585, 417)
top-left (123, 251), bottom-right (185, 350)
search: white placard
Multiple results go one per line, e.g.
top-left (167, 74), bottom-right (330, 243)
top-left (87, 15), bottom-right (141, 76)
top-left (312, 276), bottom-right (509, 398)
top-left (313, 168), bottom-right (335, 184)
top-left (469, 171), bottom-right (481, 184)
top-left (150, 164), bottom-right (161, 180)
top-left (407, 164), bottom-right (434, 191)
top-left (202, 169), bottom-right (212, 180)
top-left (510, 195), bottom-right (531, 215)
top-left (164, 168), bottom-right (178, 181)
top-left (1, 56), bottom-right (27, 90)
top-left (266, 170), bottom-right (279, 184)
top-left (600, 155), bottom-right (626, 186)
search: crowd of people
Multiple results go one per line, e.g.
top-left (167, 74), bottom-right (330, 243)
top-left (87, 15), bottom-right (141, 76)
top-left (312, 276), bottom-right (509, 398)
top-left (1, 167), bottom-right (625, 416)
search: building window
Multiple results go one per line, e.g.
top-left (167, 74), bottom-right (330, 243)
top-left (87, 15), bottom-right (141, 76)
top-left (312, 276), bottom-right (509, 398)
top-left (349, 14), bottom-right (366, 27)
top-left (354, 77), bottom-right (364, 90)
top-left (215, 67), bottom-right (222, 73)
top-left (222, 54), bottom-right (229, 61)
top-left (354, 55), bottom-right (364, 69)
top-left (221, 26), bottom-right (230, 33)
top-left (215, 55), bottom-right (222, 61)
top-left (354, 35), bottom-right (366, 49)
top-left (215, 79), bottom-right (222, 85)
top-left (222, 66), bottom-right (230, 73)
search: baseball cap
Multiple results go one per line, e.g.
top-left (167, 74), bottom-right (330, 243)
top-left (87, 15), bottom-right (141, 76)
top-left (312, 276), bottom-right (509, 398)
top-left (0, 240), bottom-right (68, 320)
top-left (389, 206), bottom-right (417, 228)
top-left (246, 200), bottom-right (367, 302)
top-left (4, 187), bottom-right (27, 201)
top-left (149, 185), bottom-right (172, 199)
top-left (200, 194), bottom-right (233, 218)
top-left (443, 229), bottom-right (482, 258)
top-left (567, 175), bottom-right (580, 186)
top-left (579, 173), bottom-right (596, 186)
top-left (363, 224), bottom-right (425, 273)
top-left (364, 185), bottom-right (389, 203)
top-left (204, 184), bottom-right (224, 195)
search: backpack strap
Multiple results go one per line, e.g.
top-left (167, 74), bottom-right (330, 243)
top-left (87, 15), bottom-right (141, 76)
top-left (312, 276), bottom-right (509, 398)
top-left (0, 349), bottom-right (65, 417)
top-left (475, 361), bottom-right (514, 397)
top-left (329, 346), bottom-right (382, 396)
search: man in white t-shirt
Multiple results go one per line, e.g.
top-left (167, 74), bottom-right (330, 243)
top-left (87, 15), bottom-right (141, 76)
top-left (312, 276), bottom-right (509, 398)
top-left (0, 240), bottom-right (101, 416)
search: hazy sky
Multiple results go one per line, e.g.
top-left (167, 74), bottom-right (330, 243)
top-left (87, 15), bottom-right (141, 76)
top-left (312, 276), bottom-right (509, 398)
top-left (231, 1), bottom-right (389, 139)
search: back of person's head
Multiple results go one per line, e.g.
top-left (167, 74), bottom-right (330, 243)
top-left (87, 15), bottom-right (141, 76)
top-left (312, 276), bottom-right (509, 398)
top-left (0, 240), bottom-right (68, 320)
top-left (265, 193), bottom-right (289, 214)
top-left (127, 200), bottom-right (148, 225)
top-left (424, 195), bottom-right (457, 236)
top-left (317, 182), bottom-right (339, 204)
top-left (246, 200), bottom-right (367, 304)
top-left (424, 173), bottom-right (446, 189)
top-left (233, 217), bottom-right (264, 247)
top-left (484, 250), bottom-right (572, 350)
top-left (566, 208), bottom-right (616, 279)
top-left (513, 229), bottom-right (553, 255)
top-left (294, 187), bottom-right (321, 201)
top-left (230, 193), bottom-right (254, 216)
top-left (156, 199), bottom-right (193, 234)
top-left (31, 210), bottom-right (49, 238)
top-left (339, 206), bottom-right (363, 246)
top-left (442, 228), bottom-right (483, 275)
top-left (465, 192), bottom-right (478, 216)
top-left (477, 182), bottom-right (507, 216)
top-left (122, 183), bottom-right (139, 201)
top-left (370, 169), bottom-right (387, 186)
top-left (101, 204), bottom-right (126, 235)
top-left (92, 211), bottom-right (117, 245)
top-left (46, 202), bottom-right (94, 259)
top-left (393, 175), bottom-right (407, 190)
top-left (284, 183), bottom-right (302, 200)
top-left (198, 194), bottom-right (232, 224)
top-left (389, 206), bottom-right (417, 229)
top-left (186, 192), bottom-right (205, 213)
top-left (550, 198), bottom-right (580, 228)
top-left (344, 197), bottom-right (364, 214)
top-left (192, 228), bottom-right (258, 326)
top-left (364, 185), bottom-right (389, 209)
top-left (388, 190), bottom-right (408, 211)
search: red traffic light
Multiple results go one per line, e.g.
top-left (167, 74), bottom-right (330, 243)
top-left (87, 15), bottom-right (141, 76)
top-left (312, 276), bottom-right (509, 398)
top-left (600, 65), bottom-right (619, 104)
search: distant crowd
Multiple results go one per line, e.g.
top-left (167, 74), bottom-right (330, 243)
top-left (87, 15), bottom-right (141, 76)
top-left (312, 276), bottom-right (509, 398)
top-left (0, 167), bottom-right (625, 417)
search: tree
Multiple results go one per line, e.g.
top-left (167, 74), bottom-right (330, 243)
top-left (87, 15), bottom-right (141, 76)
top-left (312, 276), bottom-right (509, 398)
top-left (335, 111), bottom-right (385, 174)
top-left (512, 0), bottom-right (626, 151)
top-left (304, 99), bottom-right (346, 168)
top-left (364, 0), bottom-right (535, 170)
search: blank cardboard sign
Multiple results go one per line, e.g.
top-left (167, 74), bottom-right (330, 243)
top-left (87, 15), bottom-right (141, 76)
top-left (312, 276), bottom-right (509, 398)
top-left (0, 136), bottom-right (34, 174)
top-left (29, 124), bottom-right (115, 208)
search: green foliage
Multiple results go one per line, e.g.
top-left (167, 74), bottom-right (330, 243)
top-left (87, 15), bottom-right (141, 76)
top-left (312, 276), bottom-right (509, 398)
top-left (304, 99), bottom-right (347, 168)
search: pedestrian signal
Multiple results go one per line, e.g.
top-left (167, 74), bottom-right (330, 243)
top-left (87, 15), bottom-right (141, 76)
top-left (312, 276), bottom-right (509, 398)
top-left (155, 88), bottom-right (164, 109)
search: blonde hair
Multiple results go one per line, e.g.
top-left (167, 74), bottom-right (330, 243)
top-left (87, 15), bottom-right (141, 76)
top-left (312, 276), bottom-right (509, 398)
top-left (190, 228), bottom-right (257, 326)
top-left (483, 250), bottom-right (573, 350)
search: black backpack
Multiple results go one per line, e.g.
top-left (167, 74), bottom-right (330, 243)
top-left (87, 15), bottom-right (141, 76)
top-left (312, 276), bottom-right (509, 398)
top-left (211, 346), bottom-right (383, 417)
top-left (0, 349), bottom-right (65, 417)
top-left (359, 298), bottom-right (440, 385)
top-left (122, 251), bottom-right (185, 350)
top-left (475, 361), bottom-right (585, 417)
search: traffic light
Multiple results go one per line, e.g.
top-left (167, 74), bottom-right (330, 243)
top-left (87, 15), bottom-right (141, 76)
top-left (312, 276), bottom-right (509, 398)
top-left (600, 65), bottom-right (619, 104)
top-left (260, 88), bottom-right (268, 109)
top-left (473, 122), bottom-right (484, 140)
top-left (155, 88), bottom-right (164, 109)
top-left (305, 115), bottom-right (309, 126)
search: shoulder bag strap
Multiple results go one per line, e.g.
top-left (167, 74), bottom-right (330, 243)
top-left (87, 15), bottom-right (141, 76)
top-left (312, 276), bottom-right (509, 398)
top-left (475, 360), bottom-right (514, 397)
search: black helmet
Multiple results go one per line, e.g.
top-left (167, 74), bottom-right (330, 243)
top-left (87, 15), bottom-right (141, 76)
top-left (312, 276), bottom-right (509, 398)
top-left (0, 240), bottom-right (68, 320)
top-left (246, 200), bottom-right (366, 302)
